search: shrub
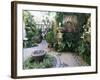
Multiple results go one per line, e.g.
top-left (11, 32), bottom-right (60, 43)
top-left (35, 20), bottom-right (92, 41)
top-left (23, 54), bottom-right (54, 69)
top-left (45, 31), bottom-right (55, 47)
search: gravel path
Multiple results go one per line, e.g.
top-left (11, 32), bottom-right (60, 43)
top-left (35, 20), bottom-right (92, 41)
top-left (23, 40), bottom-right (88, 67)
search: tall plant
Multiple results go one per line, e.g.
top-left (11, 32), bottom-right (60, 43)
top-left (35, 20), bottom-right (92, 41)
top-left (23, 11), bottom-right (41, 47)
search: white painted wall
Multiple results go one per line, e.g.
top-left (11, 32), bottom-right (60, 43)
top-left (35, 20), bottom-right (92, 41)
top-left (0, 0), bottom-right (100, 80)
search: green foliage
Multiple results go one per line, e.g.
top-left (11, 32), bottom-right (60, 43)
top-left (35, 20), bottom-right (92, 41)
top-left (55, 12), bottom-right (64, 26)
top-left (26, 31), bottom-right (34, 39)
top-left (62, 32), bottom-right (80, 52)
top-left (77, 13), bottom-right (90, 27)
top-left (45, 31), bottom-right (55, 47)
top-left (55, 42), bottom-right (65, 52)
top-left (75, 40), bottom-right (91, 65)
top-left (23, 54), bottom-right (54, 69)
top-left (54, 12), bottom-right (91, 64)
top-left (23, 11), bottom-right (42, 48)
top-left (76, 40), bottom-right (86, 54)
